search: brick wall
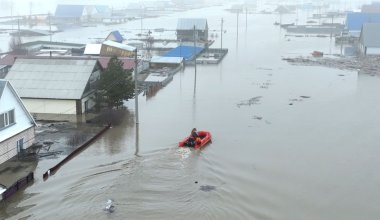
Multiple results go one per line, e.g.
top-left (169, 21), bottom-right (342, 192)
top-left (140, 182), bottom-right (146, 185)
top-left (0, 127), bottom-right (35, 165)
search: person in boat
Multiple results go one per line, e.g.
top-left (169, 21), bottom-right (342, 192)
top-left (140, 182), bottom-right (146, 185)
top-left (187, 128), bottom-right (201, 147)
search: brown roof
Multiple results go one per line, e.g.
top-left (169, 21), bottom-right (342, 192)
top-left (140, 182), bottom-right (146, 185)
top-left (0, 55), bottom-right (19, 66)
top-left (97, 57), bottom-right (137, 70)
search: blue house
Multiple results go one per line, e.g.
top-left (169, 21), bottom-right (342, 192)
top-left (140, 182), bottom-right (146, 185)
top-left (54, 5), bottom-right (86, 20)
top-left (345, 12), bottom-right (380, 37)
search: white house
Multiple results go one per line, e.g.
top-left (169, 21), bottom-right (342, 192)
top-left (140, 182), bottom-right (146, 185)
top-left (359, 23), bottom-right (380, 56)
top-left (0, 80), bottom-right (36, 165)
top-left (5, 58), bottom-right (100, 116)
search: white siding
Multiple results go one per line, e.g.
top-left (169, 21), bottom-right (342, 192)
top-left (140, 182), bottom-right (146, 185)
top-left (366, 47), bottom-right (380, 55)
top-left (22, 98), bottom-right (77, 114)
top-left (0, 85), bottom-right (34, 143)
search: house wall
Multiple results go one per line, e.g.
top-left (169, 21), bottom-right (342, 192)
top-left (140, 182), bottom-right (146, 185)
top-left (22, 98), bottom-right (77, 115)
top-left (0, 126), bottom-right (34, 165)
top-left (177, 30), bottom-right (208, 42)
top-left (0, 84), bottom-right (35, 143)
top-left (81, 95), bottom-right (96, 113)
top-left (100, 45), bottom-right (135, 57)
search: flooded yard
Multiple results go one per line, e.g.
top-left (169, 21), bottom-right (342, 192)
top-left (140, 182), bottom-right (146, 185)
top-left (1, 4), bottom-right (380, 220)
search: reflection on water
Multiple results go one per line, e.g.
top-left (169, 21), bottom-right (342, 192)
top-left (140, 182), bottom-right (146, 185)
top-left (1, 4), bottom-right (380, 220)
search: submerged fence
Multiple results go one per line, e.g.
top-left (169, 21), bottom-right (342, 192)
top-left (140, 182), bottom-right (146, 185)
top-left (1, 172), bottom-right (34, 200)
top-left (43, 123), bottom-right (111, 180)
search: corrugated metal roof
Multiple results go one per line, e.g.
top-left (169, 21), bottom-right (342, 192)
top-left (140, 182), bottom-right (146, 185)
top-left (55, 5), bottom-right (85, 18)
top-left (150, 56), bottom-right (183, 64)
top-left (163, 46), bottom-right (203, 60)
top-left (177, 18), bottom-right (208, 30)
top-left (106, 31), bottom-right (124, 43)
top-left (360, 23), bottom-right (380, 47)
top-left (346, 12), bottom-right (380, 31)
top-left (5, 58), bottom-right (97, 100)
top-left (103, 40), bottom-right (136, 52)
top-left (84, 44), bottom-right (102, 55)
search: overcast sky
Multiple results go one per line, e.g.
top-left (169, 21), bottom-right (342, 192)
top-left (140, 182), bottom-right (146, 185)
top-left (0, 0), bottom-right (375, 16)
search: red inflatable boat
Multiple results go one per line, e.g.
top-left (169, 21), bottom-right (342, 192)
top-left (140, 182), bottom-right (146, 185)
top-left (178, 131), bottom-right (212, 149)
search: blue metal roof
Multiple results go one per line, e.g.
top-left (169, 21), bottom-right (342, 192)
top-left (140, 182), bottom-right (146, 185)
top-left (109, 31), bottom-right (124, 43)
top-left (346, 12), bottom-right (380, 31)
top-left (55, 5), bottom-right (85, 18)
top-left (163, 46), bottom-right (203, 60)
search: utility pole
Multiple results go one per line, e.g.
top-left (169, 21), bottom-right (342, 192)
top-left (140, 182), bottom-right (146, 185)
top-left (194, 25), bottom-right (197, 75)
top-left (49, 13), bottom-right (52, 42)
top-left (193, 25), bottom-right (197, 91)
top-left (236, 11), bottom-right (239, 40)
top-left (245, 6), bottom-right (248, 30)
top-left (220, 18), bottom-right (223, 52)
top-left (134, 49), bottom-right (139, 124)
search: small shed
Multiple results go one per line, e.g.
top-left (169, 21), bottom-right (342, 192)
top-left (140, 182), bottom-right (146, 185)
top-left (150, 56), bottom-right (183, 68)
top-left (359, 23), bottom-right (380, 55)
top-left (177, 18), bottom-right (208, 42)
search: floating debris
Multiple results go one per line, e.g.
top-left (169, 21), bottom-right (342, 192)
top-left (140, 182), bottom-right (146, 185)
top-left (283, 56), bottom-right (380, 76)
top-left (104, 199), bottom-right (115, 213)
top-left (200, 185), bottom-right (216, 192)
top-left (237, 96), bottom-right (262, 107)
top-left (253, 115), bottom-right (263, 120)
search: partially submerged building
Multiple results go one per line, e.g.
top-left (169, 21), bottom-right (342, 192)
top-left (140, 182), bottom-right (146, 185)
top-left (177, 18), bottom-right (208, 42)
top-left (359, 23), bottom-right (380, 56)
top-left (163, 45), bottom-right (203, 61)
top-left (0, 80), bottom-right (36, 165)
top-left (5, 58), bottom-right (101, 116)
top-left (54, 4), bottom-right (111, 23)
top-left (345, 13), bottom-right (380, 37)
top-left (150, 56), bottom-right (183, 68)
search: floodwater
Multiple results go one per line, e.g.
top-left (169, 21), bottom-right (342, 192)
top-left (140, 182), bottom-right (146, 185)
top-left (2, 5), bottom-right (380, 220)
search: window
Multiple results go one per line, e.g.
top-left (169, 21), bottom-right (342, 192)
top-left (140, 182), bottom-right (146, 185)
top-left (0, 109), bottom-right (15, 129)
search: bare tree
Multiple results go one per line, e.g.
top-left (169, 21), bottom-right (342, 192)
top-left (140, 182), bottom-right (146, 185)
top-left (8, 36), bottom-right (27, 55)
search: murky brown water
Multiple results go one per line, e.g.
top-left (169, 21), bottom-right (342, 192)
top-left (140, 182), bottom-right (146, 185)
top-left (2, 5), bottom-right (380, 220)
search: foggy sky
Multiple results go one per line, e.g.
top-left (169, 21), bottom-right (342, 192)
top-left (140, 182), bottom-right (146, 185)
top-left (0, 0), bottom-right (375, 16)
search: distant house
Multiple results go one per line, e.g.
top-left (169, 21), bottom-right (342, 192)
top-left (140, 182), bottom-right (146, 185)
top-left (0, 80), bottom-right (36, 165)
top-left (359, 23), bottom-right (380, 55)
top-left (54, 4), bottom-right (111, 22)
top-left (5, 58), bottom-right (101, 115)
top-left (345, 12), bottom-right (380, 37)
top-left (19, 41), bottom-right (85, 55)
top-left (176, 18), bottom-right (208, 42)
top-left (105, 31), bottom-right (124, 43)
top-left (100, 40), bottom-right (136, 58)
top-left (361, 2), bottom-right (380, 13)
top-left (54, 4), bottom-right (87, 22)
